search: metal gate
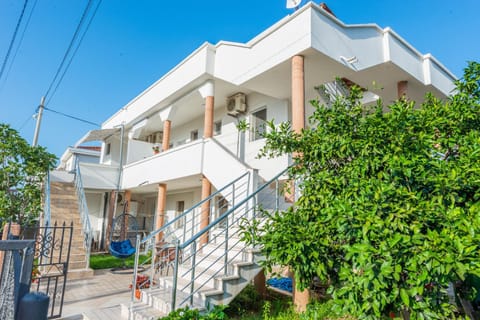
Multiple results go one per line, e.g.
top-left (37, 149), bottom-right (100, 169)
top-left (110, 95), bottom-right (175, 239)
top-left (23, 222), bottom-right (73, 319)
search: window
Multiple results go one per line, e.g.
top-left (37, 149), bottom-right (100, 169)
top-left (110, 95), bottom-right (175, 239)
top-left (214, 120), bottom-right (222, 136)
top-left (190, 129), bottom-right (199, 141)
top-left (174, 201), bottom-right (185, 228)
top-left (105, 143), bottom-right (111, 156)
top-left (251, 108), bottom-right (267, 141)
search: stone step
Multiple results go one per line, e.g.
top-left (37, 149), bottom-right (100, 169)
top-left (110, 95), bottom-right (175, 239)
top-left (83, 305), bottom-right (121, 320)
top-left (68, 268), bottom-right (95, 280)
top-left (121, 301), bottom-right (165, 320)
top-left (68, 260), bottom-right (88, 270)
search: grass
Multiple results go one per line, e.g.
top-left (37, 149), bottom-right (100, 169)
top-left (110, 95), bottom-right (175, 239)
top-left (89, 252), bottom-right (150, 269)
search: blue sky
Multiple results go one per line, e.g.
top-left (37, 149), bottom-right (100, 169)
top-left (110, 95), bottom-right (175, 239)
top-left (1, 0), bottom-right (479, 160)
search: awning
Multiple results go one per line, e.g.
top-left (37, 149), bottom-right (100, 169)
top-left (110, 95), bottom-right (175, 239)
top-left (74, 128), bottom-right (121, 147)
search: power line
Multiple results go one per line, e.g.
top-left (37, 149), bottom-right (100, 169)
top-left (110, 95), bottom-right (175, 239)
top-left (46, 0), bottom-right (102, 105)
top-left (43, 106), bottom-right (100, 127)
top-left (17, 113), bottom-right (36, 131)
top-left (0, 0), bottom-right (29, 82)
top-left (43, 0), bottom-right (95, 102)
top-left (0, 0), bottom-right (38, 92)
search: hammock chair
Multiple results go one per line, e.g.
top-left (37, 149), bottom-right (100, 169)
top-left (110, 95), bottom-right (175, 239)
top-left (109, 207), bottom-right (139, 270)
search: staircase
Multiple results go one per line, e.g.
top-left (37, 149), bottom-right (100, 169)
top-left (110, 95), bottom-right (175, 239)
top-left (49, 179), bottom-right (94, 279)
top-left (125, 168), bottom-right (291, 319)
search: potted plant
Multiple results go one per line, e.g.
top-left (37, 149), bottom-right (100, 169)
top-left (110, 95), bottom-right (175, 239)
top-left (152, 144), bottom-right (161, 154)
top-left (130, 274), bottom-right (152, 299)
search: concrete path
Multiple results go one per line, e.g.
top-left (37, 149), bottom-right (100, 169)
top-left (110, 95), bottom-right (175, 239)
top-left (59, 269), bottom-right (134, 320)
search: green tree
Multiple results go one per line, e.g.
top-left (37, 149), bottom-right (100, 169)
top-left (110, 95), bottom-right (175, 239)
top-left (0, 124), bottom-right (57, 225)
top-left (246, 62), bottom-right (480, 319)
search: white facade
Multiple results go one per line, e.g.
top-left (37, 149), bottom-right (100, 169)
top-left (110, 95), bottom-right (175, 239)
top-left (74, 2), bottom-right (456, 237)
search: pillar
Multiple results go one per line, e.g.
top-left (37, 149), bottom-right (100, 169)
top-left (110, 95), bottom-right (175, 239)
top-left (198, 80), bottom-right (215, 245)
top-left (291, 54), bottom-right (310, 310)
top-left (254, 271), bottom-right (267, 298)
top-left (155, 183), bottom-right (167, 243)
top-left (203, 96), bottom-right (214, 138)
top-left (397, 80), bottom-right (408, 99)
top-left (122, 190), bottom-right (132, 239)
top-left (199, 176), bottom-right (212, 245)
top-left (162, 120), bottom-right (171, 152)
top-left (124, 190), bottom-right (131, 213)
top-left (292, 55), bottom-right (305, 134)
top-left (293, 284), bottom-right (310, 312)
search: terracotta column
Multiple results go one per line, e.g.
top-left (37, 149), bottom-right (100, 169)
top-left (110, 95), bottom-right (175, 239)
top-left (155, 183), bottom-right (167, 243)
top-left (162, 120), bottom-right (171, 151)
top-left (199, 175), bottom-right (212, 245)
top-left (124, 190), bottom-right (131, 212)
top-left (122, 190), bottom-right (132, 239)
top-left (397, 80), bottom-right (408, 99)
top-left (292, 55), bottom-right (305, 134)
top-left (291, 54), bottom-right (310, 310)
top-left (254, 271), bottom-right (267, 298)
top-left (293, 278), bottom-right (310, 312)
top-left (0, 223), bottom-right (22, 273)
top-left (203, 96), bottom-right (214, 138)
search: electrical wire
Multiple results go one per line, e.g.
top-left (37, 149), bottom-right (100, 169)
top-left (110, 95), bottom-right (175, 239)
top-left (17, 113), bottom-right (35, 131)
top-left (43, 0), bottom-right (94, 102)
top-left (0, 0), bottom-right (38, 92)
top-left (46, 0), bottom-right (102, 105)
top-left (43, 106), bottom-right (100, 127)
top-left (0, 0), bottom-right (29, 82)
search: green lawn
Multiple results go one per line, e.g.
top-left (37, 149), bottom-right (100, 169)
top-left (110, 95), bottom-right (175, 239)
top-left (89, 252), bottom-right (150, 269)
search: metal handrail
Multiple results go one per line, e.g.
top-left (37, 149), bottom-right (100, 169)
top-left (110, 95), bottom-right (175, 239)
top-left (170, 167), bottom-right (291, 309)
top-left (140, 171), bottom-right (251, 245)
top-left (74, 161), bottom-right (94, 269)
top-left (181, 167), bottom-right (288, 249)
top-left (131, 170), bottom-right (252, 301)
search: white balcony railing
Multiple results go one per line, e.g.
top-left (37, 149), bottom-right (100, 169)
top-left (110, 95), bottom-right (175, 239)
top-left (122, 138), bottom-right (251, 191)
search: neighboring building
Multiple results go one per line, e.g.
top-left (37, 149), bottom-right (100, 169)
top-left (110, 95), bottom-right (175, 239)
top-left (53, 145), bottom-right (110, 250)
top-left (65, 1), bottom-right (456, 314)
top-left (57, 146), bottom-right (101, 172)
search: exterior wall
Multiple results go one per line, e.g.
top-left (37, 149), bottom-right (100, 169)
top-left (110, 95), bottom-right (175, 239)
top-left (126, 139), bottom-right (155, 164)
top-left (170, 114), bottom-right (205, 147)
top-left (103, 44), bottom-right (215, 129)
top-left (80, 163), bottom-right (119, 190)
top-left (101, 136), bottom-right (125, 166)
top-left (311, 10), bottom-right (384, 71)
top-left (85, 192), bottom-right (105, 245)
top-left (214, 8), bottom-right (311, 85)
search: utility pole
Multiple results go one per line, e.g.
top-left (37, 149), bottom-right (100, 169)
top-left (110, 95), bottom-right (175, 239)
top-left (32, 96), bottom-right (45, 147)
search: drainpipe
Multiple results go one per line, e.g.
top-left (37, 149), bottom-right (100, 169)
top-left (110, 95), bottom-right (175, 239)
top-left (116, 124), bottom-right (125, 190)
top-left (108, 124), bottom-right (125, 243)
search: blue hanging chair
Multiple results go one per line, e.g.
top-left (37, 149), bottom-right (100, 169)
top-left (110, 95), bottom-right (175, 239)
top-left (109, 208), bottom-right (139, 270)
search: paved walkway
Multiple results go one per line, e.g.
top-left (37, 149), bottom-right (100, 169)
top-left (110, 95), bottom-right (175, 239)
top-left (59, 269), bottom-right (134, 320)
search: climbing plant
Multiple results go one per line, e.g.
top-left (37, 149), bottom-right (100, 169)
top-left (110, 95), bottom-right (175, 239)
top-left (0, 124), bottom-right (56, 225)
top-left (245, 62), bottom-right (480, 319)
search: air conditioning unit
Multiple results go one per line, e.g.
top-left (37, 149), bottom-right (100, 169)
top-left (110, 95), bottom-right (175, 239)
top-left (226, 93), bottom-right (247, 115)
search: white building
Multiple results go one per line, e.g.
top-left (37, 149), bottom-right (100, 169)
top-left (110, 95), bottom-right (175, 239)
top-left (65, 1), bottom-right (456, 314)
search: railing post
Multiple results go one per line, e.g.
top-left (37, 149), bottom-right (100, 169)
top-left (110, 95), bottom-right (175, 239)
top-left (224, 217), bottom-right (229, 275)
top-left (183, 215), bottom-right (187, 243)
top-left (150, 238), bottom-right (155, 290)
top-left (275, 179), bottom-right (279, 211)
top-left (171, 239), bottom-right (180, 311)
top-left (189, 241), bottom-right (197, 306)
top-left (132, 234), bottom-right (141, 302)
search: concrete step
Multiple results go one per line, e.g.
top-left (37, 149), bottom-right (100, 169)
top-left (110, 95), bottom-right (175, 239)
top-left (121, 301), bottom-right (165, 320)
top-left (83, 305), bottom-right (122, 320)
top-left (68, 268), bottom-right (95, 280)
top-left (69, 260), bottom-right (88, 270)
